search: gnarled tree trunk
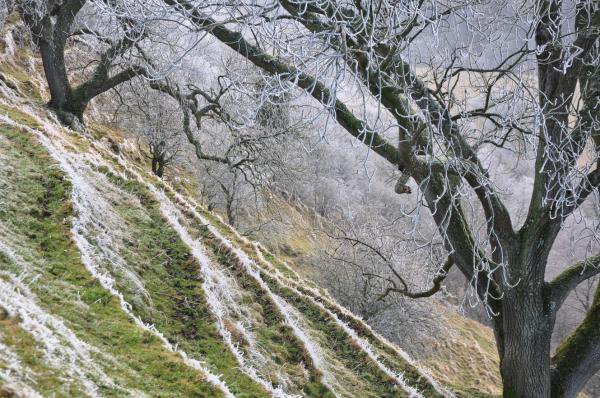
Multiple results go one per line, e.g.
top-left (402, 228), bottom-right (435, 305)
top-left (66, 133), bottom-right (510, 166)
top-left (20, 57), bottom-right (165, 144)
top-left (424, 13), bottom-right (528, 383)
top-left (18, 0), bottom-right (146, 129)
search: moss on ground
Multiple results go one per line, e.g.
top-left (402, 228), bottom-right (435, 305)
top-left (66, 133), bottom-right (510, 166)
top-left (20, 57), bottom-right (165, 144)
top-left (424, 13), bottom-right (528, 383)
top-left (0, 124), bottom-right (224, 397)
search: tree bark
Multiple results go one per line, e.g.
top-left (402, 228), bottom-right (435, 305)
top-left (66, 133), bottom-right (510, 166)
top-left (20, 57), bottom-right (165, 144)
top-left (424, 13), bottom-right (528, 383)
top-left (225, 195), bottom-right (235, 226)
top-left (151, 157), bottom-right (160, 177)
top-left (499, 284), bottom-right (554, 397)
top-left (38, 40), bottom-right (71, 110)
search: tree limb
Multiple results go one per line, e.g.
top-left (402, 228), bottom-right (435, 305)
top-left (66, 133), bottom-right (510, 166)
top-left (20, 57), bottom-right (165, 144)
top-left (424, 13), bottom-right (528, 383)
top-left (164, 0), bottom-right (504, 309)
top-left (277, 0), bottom-right (516, 253)
top-left (163, 0), bottom-right (401, 166)
top-left (378, 256), bottom-right (455, 300)
top-left (549, 253), bottom-right (600, 311)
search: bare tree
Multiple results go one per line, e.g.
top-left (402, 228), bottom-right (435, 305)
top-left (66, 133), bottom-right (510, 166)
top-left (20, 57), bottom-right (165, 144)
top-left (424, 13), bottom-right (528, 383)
top-left (143, 127), bottom-right (180, 178)
top-left (147, 69), bottom-right (296, 226)
top-left (135, 97), bottom-right (182, 178)
top-left (14, 0), bottom-right (188, 127)
top-left (157, 1), bottom-right (599, 396)
top-left (203, 163), bottom-right (241, 226)
top-left (105, 81), bottom-right (183, 177)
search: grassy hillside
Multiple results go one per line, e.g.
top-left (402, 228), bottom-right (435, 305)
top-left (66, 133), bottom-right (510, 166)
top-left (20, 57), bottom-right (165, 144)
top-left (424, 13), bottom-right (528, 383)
top-left (0, 18), bottom-right (499, 398)
top-left (247, 189), bottom-right (502, 397)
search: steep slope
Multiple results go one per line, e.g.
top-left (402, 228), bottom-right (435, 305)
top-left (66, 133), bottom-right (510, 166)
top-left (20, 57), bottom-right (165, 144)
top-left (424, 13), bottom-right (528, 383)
top-left (0, 26), bottom-right (467, 398)
top-left (245, 195), bottom-right (502, 397)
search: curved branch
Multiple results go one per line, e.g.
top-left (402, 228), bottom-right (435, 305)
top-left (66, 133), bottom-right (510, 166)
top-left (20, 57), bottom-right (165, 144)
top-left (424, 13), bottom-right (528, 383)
top-left (163, 0), bottom-right (401, 166)
top-left (549, 253), bottom-right (600, 311)
top-left (277, 0), bottom-right (515, 252)
top-left (148, 80), bottom-right (230, 165)
top-left (165, 0), bottom-right (504, 308)
top-left (378, 256), bottom-right (455, 300)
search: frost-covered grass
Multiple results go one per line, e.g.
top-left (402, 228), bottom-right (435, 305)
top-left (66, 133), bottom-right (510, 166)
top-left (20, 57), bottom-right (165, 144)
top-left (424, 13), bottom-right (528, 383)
top-left (261, 273), bottom-right (406, 397)
top-left (0, 311), bottom-right (83, 396)
top-left (422, 314), bottom-right (500, 398)
top-left (144, 178), bottom-right (311, 397)
top-left (0, 102), bottom-right (40, 128)
top-left (0, 109), bottom-right (443, 397)
top-left (202, 232), bottom-right (334, 397)
top-left (0, 123), bottom-right (225, 397)
top-left (92, 166), bottom-right (268, 398)
top-left (163, 182), bottom-right (452, 398)
top-left (159, 184), bottom-right (416, 398)
top-left (0, 61), bottom-right (43, 102)
top-left (0, 27), bottom-right (500, 398)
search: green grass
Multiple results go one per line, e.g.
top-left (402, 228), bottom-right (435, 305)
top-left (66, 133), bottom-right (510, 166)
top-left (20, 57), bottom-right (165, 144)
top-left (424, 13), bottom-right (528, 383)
top-left (261, 270), bottom-right (406, 398)
top-left (423, 314), bottom-right (501, 397)
top-left (163, 183), bottom-right (437, 397)
top-left (170, 185), bottom-right (444, 397)
top-left (177, 203), bottom-right (406, 397)
top-left (155, 183), bottom-right (341, 397)
top-left (263, 251), bottom-right (301, 280)
top-left (294, 281), bottom-right (443, 396)
top-left (137, 181), bottom-right (333, 396)
top-left (248, 243), bottom-right (445, 397)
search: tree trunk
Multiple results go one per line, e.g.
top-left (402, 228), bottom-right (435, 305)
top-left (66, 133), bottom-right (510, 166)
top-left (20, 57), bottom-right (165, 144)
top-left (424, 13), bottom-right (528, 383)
top-left (156, 162), bottom-right (164, 178)
top-left (38, 40), bottom-right (71, 111)
top-left (151, 158), bottom-right (160, 177)
top-left (498, 258), bottom-right (554, 398)
top-left (61, 94), bottom-right (88, 122)
top-left (226, 198), bottom-right (235, 226)
top-left (36, 33), bottom-right (88, 128)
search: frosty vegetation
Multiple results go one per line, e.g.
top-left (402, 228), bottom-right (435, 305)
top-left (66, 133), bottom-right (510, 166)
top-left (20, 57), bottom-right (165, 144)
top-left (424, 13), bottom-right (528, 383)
top-left (4, 0), bottom-right (600, 396)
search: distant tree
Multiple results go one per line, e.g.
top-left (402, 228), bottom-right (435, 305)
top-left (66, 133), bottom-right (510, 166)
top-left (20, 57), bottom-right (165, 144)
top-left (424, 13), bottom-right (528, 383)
top-left (141, 125), bottom-right (181, 178)
top-left (203, 163), bottom-right (241, 226)
top-left (107, 83), bottom-right (182, 178)
top-left (149, 74), bottom-right (293, 226)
